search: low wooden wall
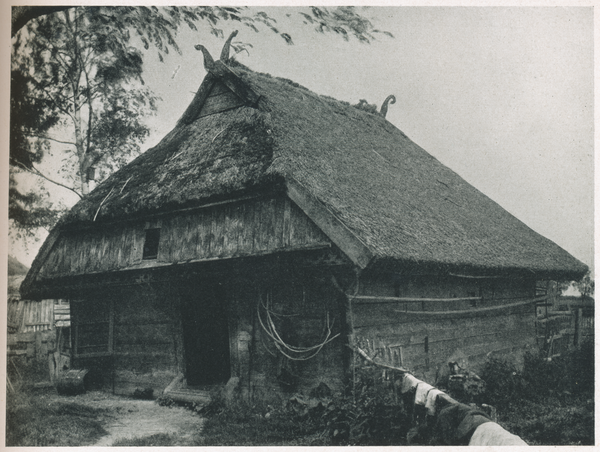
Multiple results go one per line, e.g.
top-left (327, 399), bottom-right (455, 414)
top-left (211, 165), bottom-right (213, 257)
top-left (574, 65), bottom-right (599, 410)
top-left (350, 273), bottom-right (538, 382)
top-left (353, 301), bottom-right (536, 382)
top-left (7, 299), bottom-right (72, 385)
top-left (72, 284), bottom-right (182, 396)
top-left (228, 269), bottom-right (347, 402)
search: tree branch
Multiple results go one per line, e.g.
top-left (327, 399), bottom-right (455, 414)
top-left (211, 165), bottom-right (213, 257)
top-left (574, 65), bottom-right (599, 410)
top-left (355, 345), bottom-right (409, 373)
top-left (23, 133), bottom-right (76, 146)
top-left (12, 6), bottom-right (72, 36)
top-left (36, 85), bottom-right (75, 121)
top-left (11, 159), bottom-right (82, 199)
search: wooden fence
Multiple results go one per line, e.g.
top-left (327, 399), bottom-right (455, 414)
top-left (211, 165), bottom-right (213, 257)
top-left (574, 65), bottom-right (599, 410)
top-left (535, 304), bottom-right (592, 358)
top-left (8, 299), bottom-right (55, 333)
top-left (7, 299), bottom-right (71, 384)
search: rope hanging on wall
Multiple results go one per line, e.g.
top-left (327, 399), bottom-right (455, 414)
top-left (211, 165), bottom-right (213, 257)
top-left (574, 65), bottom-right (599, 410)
top-left (257, 291), bottom-right (340, 361)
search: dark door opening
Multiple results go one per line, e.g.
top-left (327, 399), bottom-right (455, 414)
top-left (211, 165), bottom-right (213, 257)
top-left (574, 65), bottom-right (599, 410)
top-left (181, 284), bottom-right (231, 387)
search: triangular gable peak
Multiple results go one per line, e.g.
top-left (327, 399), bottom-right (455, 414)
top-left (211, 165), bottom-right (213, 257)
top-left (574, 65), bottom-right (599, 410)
top-left (178, 32), bottom-right (260, 125)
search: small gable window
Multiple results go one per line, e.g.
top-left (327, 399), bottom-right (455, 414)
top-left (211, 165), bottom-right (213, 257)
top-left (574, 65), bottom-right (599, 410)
top-left (143, 228), bottom-right (161, 260)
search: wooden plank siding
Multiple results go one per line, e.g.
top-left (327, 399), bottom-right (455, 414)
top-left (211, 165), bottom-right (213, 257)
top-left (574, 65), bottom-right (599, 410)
top-left (351, 273), bottom-right (538, 382)
top-left (353, 303), bottom-right (536, 381)
top-left (37, 195), bottom-right (331, 279)
top-left (8, 299), bottom-right (55, 333)
top-left (72, 284), bottom-right (183, 396)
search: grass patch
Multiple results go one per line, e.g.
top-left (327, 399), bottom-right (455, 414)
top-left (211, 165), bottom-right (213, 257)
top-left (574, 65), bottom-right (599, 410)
top-left (112, 433), bottom-right (180, 446)
top-left (498, 397), bottom-right (594, 445)
top-left (6, 387), bottom-right (108, 446)
top-left (196, 404), bottom-right (326, 446)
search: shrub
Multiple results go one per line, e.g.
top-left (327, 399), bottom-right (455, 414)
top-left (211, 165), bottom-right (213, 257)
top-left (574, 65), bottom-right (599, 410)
top-left (478, 357), bottom-right (524, 408)
top-left (308, 367), bottom-right (409, 445)
top-left (480, 339), bottom-right (594, 406)
top-left (568, 337), bottom-right (594, 394)
top-left (478, 341), bottom-right (595, 445)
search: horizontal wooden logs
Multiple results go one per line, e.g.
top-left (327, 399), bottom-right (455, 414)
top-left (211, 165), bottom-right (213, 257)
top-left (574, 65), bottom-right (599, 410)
top-left (352, 295), bottom-right (482, 304)
top-left (352, 295), bottom-right (546, 304)
top-left (389, 298), bottom-right (541, 319)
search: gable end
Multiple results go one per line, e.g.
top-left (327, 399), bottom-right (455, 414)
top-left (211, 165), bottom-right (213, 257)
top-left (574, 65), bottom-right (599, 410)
top-left (198, 80), bottom-right (245, 118)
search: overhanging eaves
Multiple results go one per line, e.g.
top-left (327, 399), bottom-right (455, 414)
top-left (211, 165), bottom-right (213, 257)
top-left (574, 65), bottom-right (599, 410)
top-left (286, 178), bottom-right (374, 269)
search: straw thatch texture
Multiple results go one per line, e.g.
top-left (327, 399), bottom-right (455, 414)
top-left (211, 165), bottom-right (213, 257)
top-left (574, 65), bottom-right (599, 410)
top-left (25, 60), bottom-right (586, 293)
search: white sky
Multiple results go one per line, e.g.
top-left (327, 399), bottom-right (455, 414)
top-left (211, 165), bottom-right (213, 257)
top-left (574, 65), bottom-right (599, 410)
top-left (5, 5), bottom-right (595, 275)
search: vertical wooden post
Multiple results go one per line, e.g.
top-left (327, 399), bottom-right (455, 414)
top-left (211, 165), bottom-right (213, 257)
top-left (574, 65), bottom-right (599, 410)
top-left (574, 308), bottom-right (582, 346)
top-left (109, 298), bottom-right (115, 394)
top-left (35, 332), bottom-right (42, 358)
top-left (424, 335), bottom-right (430, 371)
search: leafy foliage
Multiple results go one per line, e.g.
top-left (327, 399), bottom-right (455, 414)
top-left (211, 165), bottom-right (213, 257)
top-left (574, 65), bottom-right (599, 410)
top-left (480, 342), bottom-right (594, 409)
top-left (193, 395), bottom-right (324, 446)
top-left (286, 367), bottom-right (408, 445)
top-left (478, 340), bottom-right (594, 445)
top-left (575, 270), bottom-right (594, 298)
top-left (12, 8), bottom-right (161, 195)
top-left (9, 175), bottom-right (62, 240)
top-left (300, 7), bottom-right (393, 43)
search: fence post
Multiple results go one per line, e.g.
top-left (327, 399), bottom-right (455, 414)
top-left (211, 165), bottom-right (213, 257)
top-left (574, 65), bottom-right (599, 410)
top-left (574, 308), bottom-right (582, 346)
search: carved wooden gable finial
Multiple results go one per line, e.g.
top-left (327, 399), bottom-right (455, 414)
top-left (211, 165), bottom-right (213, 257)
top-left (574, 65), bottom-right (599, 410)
top-left (194, 44), bottom-right (216, 72)
top-left (195, 30), bottom-right (239, 73)
top-left (380, 95), bottom-right (396, 119)
top-left (220, 30), bottom-right (239, 62)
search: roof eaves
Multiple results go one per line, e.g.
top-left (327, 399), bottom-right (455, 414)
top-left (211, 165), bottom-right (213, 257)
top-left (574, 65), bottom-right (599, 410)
top-left (286, 177), bottom-right (374, 269)
top-left (20, 226), bottom-right (62, 300)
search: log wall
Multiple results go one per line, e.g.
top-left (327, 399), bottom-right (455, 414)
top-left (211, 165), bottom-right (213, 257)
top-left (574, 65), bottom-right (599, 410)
top-left (73, 284), bottom-right (183, 396)
top-left (227, 268), bottom-right (347, 402)
top-left (353, 273), bottom-right (538, 382)
top-left (68, 262), bottom-right (348, 400)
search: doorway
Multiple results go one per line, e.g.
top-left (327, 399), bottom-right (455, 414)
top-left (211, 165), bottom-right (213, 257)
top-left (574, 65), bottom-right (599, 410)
top-left (181, 284), bottom-right (231, 387)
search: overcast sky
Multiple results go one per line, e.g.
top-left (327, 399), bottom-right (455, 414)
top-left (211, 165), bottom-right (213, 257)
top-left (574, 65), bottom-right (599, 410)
top-left (7, 5), bottom-right (594, 275)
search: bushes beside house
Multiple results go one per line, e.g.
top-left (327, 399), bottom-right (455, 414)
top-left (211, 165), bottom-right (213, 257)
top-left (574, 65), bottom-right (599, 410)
top-left (478, 338), bottom-right (594, 445)
top-left (195, 339), bottom-right (594, 446)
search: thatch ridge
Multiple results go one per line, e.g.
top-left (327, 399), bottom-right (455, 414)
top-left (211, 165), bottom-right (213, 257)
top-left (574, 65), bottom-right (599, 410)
top-left (40, 60), bottom-right (586, 279)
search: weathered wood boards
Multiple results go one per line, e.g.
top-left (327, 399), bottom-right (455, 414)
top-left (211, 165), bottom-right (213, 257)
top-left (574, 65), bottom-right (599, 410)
top-left (350, 272), bottom-right (539, 382)
top-left (38, 195), bottom-right (331, 279)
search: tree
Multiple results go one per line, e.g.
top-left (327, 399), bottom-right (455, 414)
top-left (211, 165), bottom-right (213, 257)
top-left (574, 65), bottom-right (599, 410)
top-left (574, 271), bottom-right (594, 299)
top-left (10, 6), bottom-right (390, 239)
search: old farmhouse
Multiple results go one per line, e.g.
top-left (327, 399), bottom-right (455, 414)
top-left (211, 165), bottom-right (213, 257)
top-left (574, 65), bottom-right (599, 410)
top-left (21, 35), bottom-right (587, 402)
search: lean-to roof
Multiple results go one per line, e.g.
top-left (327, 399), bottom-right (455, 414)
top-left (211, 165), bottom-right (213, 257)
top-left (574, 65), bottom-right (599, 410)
top-left (25, 51), bottom-right (587, 289)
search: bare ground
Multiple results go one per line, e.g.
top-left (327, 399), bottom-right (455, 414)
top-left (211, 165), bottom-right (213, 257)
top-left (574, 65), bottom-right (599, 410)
top-left (53, 391), bottom-right (205, 446)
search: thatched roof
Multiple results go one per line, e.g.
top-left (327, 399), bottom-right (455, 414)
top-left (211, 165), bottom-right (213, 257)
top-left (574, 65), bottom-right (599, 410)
top-left (28, 49), bottom-right (587, 283)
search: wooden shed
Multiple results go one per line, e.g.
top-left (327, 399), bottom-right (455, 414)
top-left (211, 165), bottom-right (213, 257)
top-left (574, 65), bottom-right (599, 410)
top-left (21, 36), bottom-right (587, 402)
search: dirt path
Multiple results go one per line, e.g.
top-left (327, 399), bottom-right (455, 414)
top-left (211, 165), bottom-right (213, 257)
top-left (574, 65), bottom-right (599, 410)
top-left (54, 391), bottom-right (205, 446)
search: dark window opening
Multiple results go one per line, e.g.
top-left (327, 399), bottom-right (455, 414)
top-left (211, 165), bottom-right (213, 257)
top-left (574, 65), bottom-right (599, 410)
top-left (143, 228), bottom-right (161, 260)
